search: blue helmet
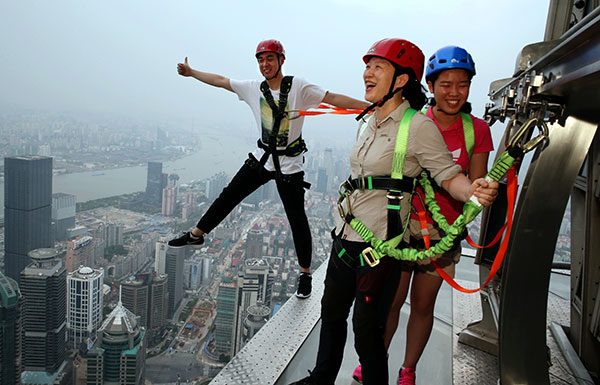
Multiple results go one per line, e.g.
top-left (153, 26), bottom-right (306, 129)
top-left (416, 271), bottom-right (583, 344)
top-left (425, 46), bottom-right (476, 80)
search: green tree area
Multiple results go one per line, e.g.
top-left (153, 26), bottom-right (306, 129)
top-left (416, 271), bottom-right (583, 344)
top-left (77, 196), bottom-right (122, 212)
top-left (104, 245), bottom-right (127, 262)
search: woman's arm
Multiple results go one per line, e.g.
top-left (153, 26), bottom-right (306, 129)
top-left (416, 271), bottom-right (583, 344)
top-left (441, 173), bottom-right (498, 206)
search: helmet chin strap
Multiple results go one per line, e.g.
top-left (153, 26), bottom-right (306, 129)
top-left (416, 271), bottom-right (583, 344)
top-left (356, 72), bottom-right (403, 121)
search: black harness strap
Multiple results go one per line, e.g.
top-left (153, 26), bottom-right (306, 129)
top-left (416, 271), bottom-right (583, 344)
top-left (257, 76), bottom-right (309, 189)
top-left (341, 174), bottom-right (415, 240)
top-left (345, 175), bottom-right (414, 193)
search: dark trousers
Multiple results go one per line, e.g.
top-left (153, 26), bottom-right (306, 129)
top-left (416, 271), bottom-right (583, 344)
top-left (311, 239), bottom-right (401, 385)
top-left (196, 159), bottom-right (312, 269)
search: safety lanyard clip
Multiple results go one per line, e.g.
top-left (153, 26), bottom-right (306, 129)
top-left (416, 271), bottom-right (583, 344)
top-left (337, 180), bottom-right (354, 220)
top-left (507, 117), bottom-right (550, 155)
top-left (337, 194), bottom-right (353, 221)
top-left (361, 247), bottom-right (381, 267)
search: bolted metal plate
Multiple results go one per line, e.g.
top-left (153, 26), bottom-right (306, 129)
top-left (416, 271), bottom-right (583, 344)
top-left (453, 279), bottom-right (499, 385)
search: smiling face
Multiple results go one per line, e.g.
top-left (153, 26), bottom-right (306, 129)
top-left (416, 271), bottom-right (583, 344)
top-left (257, 52), bottom-right (283, 80)
top-left (363, 57), bottom-right (409, 104)
top-left (428, 68), bottom-right (471, 115)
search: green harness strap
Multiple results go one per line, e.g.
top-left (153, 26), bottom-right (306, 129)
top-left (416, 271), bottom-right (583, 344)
top-left (347, 108), bottom-right (516, 263)
top-left (348, 108), bottom-right (418, 263)
top-left (422, 108), bottom-right (474, 174)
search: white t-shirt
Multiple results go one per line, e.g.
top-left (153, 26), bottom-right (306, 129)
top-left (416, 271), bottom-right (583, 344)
top-left (230, 77), bottom-right (327, 174)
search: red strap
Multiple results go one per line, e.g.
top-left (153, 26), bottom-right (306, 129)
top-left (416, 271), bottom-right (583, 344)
top-left (431, 166), bottom-right (518, 293)
top-left (296, 103), bottom-right (364, 116)
top-left (465, 222), bottom-right (507, 249)
top-left (417, 209), bottom-right (431, 249)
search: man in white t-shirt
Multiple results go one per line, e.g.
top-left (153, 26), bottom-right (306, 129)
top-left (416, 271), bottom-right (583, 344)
top-left (169, 39), bottom-right (368, 298)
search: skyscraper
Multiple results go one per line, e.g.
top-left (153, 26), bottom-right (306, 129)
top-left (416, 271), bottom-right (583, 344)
top-left (147, 274), bottom-right (168, 334)
top-left (245, 224), bottom-right (263, 259)
top-left (104, 222), bottom-right (123, 247)
top-left (316, 167), bottom-right (328, 194)
top-left (154, 241), bottom-right (167, 275)
top-left (215, 271), bottom-right (238, 358)
top-left (65, 235), bottom-right (94, 273)
top-left (85, 301), bottom-right (146, 385)
top-left (120, 277), bottom-right (149, 327)
top-left (145, 162), bottom-right (163, 208)
top-left (0, 271), bottom-right (21, 385)
top-left (161, 185), bottom-right (176, 216)
top-left (66, 266), bottom-right (104, 349)
top-left (232, 258), bottom-right (273, 354)
top-left (4, 156), bottom-right (53, 282)
top-left (165, 247), bottom-right (184, 318)
top-left (51, 193), bottom-right (76, 242)
top-left (20, 248), bottom-right (67, 380)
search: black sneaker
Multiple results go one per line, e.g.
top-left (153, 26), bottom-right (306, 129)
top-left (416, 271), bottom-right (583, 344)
top-left (168, 232), bottom-right (204, 248)
top-left (295, 272), bottom-right (312, 299)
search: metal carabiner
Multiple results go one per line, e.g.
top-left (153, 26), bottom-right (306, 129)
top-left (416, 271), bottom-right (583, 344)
top-left (507, 117), bottom-right (550, 155)
top-left (337, 195), bottom-right (352, 220)
top-left (337, 179), bottom-right (354, 220)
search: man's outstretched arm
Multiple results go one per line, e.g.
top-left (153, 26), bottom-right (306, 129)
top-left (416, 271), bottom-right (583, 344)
top-left (177, 57), bottom-right (234, 92)
top-left (322, 91), bottom-right (369, 110)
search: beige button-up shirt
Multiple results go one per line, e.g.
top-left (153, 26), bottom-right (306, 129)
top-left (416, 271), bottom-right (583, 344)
top-left (335, 101), bottom-right (462, 242)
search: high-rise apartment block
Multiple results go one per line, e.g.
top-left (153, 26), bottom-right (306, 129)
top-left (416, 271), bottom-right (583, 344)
top-left (166, 247), bottom-right (184, 318)
top-left (121, 277), bottom-right (149, 327)
top-left (145, 162), bottom-right (163, 208)
top-left (104, 222), bottom-right (123, 247)
top-left (66, 236), bottom-right (94, 273)
top-left (215, 271), bottom-right (237, 358)
top-left (121, 273), bottom-right (168, 335)
top-left (20, 248), bottom-right (67, 381)
top-left (67, 266), bottom-right (104, 349)
top-left (245, 225), bottom-right (263, 259)
top-left (52, 193), bottom-right (76, 241)
top-left (4, 156), bottom-right (53, 282)
top-left (154, 241), bottom-right (167, 275)
top-left (0, 271), bottom-right (21, 385)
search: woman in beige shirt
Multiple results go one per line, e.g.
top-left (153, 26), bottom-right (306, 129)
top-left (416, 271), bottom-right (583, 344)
top-left (290, 39), bottom-right (498, 385)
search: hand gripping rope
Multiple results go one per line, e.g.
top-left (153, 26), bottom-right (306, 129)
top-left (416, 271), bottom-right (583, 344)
top-left (341, 117), bottom-right (549, 283)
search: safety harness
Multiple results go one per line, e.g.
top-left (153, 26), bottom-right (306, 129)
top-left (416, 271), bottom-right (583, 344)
top-left (336, 108), bottom-right (419, 267)
top-left (336, 110), bottom-right (549, 282)
top-left (415, 110), bottom-right (475, 249)
top-left (250, 76), bottom-right (310, 189)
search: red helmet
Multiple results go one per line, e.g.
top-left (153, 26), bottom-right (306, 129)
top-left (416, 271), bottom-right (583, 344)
top-left (363, 38), bottom-right (425, 81)
top-left (256, 39), bottom-right (285, 58)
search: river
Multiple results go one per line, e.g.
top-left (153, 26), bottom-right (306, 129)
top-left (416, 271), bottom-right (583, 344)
top-left (0, 134), bottom-right (251, 210)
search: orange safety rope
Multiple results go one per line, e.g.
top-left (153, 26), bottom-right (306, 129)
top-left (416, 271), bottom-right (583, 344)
top-left (430, 166), bottom-right (518, 293)
top-left (465, 223), bottom-right (507, 249)
top-left (293, 104), bottom-right (365, 116)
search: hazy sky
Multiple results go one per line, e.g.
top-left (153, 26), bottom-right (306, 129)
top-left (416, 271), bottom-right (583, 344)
top-left (1, 1), bottom-right (549, 141)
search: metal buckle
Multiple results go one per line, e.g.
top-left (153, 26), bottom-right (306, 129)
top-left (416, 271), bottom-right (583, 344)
top-left (386, 190), bottom-right (403, 201)
top-left (361, 247), bottom-right (380, 267)
top-left (356, 174), bottom-right (366, 191)
top-left (338, 179), bottom-right (354, 196)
